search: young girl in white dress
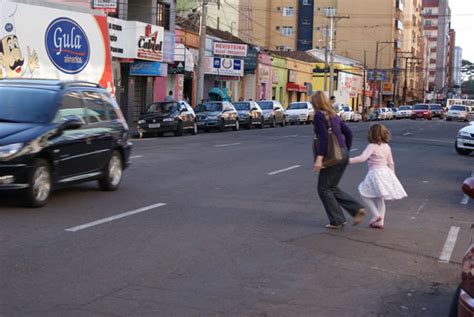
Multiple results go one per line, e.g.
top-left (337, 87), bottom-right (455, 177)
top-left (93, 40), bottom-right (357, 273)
top-left (349, 124), bottom-right (407, 229)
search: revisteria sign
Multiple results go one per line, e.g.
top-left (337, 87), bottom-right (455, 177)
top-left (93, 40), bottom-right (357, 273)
top-left (213, 42), bottom-right (248, 57)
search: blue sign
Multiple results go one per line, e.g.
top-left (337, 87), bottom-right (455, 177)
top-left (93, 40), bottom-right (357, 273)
top-left (5, 23), bottom-right (13, 33)
top-left (45, 17), bottom-right (90, 74)
top-left (130, 61), bottom-right (168, 76)
top-left (368, 70), bottom-right (388, 81)
top-left (213, 58), bottom-right (221, 68)
top-left (233, 60), bottom-right (241, 70)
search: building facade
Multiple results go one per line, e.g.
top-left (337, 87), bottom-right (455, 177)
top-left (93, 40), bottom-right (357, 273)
top-left (453, 46), bottom-right (462, 97)
top-left (422, 0), bottom-right (451, 100)
top-left (177, 0), bottom-right (240, 35)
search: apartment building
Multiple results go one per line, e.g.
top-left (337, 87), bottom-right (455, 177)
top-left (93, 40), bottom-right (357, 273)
top-left (177, 0), bottom-right (240, 35)
top-left (238, 0), bottom-right (307, 51)
top-left (422, 0), bottom-right (451, 99)
top-left (453, 46), bottom-right (462, 97)
top-left (312, 0), bottom-right (425, 103)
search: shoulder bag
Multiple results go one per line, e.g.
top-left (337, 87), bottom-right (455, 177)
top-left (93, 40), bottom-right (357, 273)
top-left (313, 113), bottom-right (343, 168)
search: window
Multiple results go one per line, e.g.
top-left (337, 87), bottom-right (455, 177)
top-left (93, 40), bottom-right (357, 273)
top-left (83, 91), bottom-right (107, 123)
top-left (425, 20), bottom-right (432, 26)
top-left (99, 93), bottom-right (119, 121)
top-left (55, 91), bottom-right (87, 124)
top-left (282, 7), bottom-right (294, 16)
top-left (302, 19), bottom-right (311, 25)
top-left (282, 26), bottom-right (293, 37)
top-left (156, 2), bottom-right (170, 30)
top-left (302, 0), bottom-right (311, 5)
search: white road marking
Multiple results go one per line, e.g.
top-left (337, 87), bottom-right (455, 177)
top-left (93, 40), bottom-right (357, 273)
top-left (401, 137), bottom-right (451, 144)
top-left (438, 226), bottom-right (460, 263)
top-left (281, 134), bottom-right (299, 138)
top-left (65, 203), bottom-right (167, 232)
top-left (403, 132), bottom-right (411, 136)
top-left (415, 202), bottom-right (426, 215)
top-left (214, 143), bottom-right (242, 147)
top-left (268, 165), bottom-right (301, 176)
top-left (350, 148), bottom-right (359, 152)
top-left (130, 155), bottom-right (144, 159)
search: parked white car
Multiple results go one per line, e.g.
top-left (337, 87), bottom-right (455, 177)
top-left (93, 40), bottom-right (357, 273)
top-left (455, 122), bottom-right (474, 155)
top-left (340, 105), bottom-right (356, 122)
top-left (447, 105), bottom-right (470, 122)
top-left (395, 105), bottom-right (413, 119)
top-left (379, 108), bottom-right (393, 120)
top-left (285, 101), bottom-right (314, 125)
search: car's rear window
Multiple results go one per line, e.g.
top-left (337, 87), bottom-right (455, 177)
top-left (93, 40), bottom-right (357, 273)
top-left (258, 102), bottom-right (274, 110)
top-left (431, 104), bottom-right (442, 110)
top-left (288, 103), bottom-right (308, 110)
top-left (413, 104), bottom-right (429, 110)
top-left (451, 105), bottom-right (466, 111)
top-left (0, 87), bottom-right (57, 123)
top-left (399, 106), bottom-right (411, 110)
top-left (234, 103), bottom-right (250, 111)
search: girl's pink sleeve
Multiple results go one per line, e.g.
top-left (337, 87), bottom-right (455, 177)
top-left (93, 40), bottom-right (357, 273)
top-left (387, 146), bottom-right (395, 171)
top-left (349, 144), bottom-right (374, 164)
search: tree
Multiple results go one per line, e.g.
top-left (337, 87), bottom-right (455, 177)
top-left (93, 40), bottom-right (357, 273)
top-left (462, 60), bottom-right (474, 81)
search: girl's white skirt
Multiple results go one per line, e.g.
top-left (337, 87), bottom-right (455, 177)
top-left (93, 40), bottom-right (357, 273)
top-left (358, 167), bottom-right (407, 200)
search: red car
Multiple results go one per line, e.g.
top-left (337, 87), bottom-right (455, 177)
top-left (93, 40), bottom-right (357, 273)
top-left (411, 104), bottom-right (432, 120)
top-left (450, 178), bottom-right (474, 317)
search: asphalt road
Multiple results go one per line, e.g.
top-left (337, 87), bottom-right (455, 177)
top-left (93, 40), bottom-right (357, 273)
top-left (1, 118), bottom-right (473, 317)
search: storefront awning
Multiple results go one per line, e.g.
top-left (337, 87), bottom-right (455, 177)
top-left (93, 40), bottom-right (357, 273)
top-left (286, 83), bottom-right (307, 93)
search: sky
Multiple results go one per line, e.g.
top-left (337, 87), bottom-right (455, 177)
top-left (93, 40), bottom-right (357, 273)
top-left (450, 0), bottom-right (474, 62)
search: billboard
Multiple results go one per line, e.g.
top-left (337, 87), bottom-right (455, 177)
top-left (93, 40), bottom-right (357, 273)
top-left (0, 1), bottom-right (113, 91)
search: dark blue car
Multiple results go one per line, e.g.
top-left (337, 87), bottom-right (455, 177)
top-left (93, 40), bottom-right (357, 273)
top-left (0, 79), bottom-right (132, 207)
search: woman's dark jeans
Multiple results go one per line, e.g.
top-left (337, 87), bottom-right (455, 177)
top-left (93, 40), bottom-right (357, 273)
top-left (317, 148), bottom-right (363, 226)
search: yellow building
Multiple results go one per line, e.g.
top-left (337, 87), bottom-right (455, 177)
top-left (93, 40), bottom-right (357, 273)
top-left (238, 0), bottom-right (299, 51)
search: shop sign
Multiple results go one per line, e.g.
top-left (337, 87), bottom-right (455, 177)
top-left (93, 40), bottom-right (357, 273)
top-left (108, 17), bottom-right (164, 62)
top-left (92, 0), bottom-right (117, 14)
top-left (368, 70), bottom-right (387, 81)
top-left (243, 46), bottom-right (258, 73)
top-left (382, 82), bottom-right (393, 95)
top-left (130, 61), bottom-right (167, 76)
top-left (272, 71), bottom-right (280, 84)
top-left (213, 42), bottom-right (248, 57)
top-left (259, 65), bottom-right (270, 82)
top-left (0, 1), bottom-right (113, 90)
top-left (288, 70), bottom-right (297, 83)
top-left (45, 17), bottom-right (90, 75)
top-left (204, 57), bottom-right (244, 77)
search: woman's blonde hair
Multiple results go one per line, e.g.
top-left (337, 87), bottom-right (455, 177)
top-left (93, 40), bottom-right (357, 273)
top-left (311, 91), bottom-right (336, 117)
top-left (368, 124), bottom-right (391, 144)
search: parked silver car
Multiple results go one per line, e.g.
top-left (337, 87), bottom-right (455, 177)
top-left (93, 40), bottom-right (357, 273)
top-left (257, 100), bottom-right (286, 127)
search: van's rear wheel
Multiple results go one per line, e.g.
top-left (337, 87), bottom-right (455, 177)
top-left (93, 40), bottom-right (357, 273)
top-left (99, 151), bottom-right (123, 191)
top-left (24, 159), bottom-right (52, 208)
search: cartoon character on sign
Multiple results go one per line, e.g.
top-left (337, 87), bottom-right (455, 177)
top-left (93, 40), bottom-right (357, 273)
top-left (0, 4), bottom-right (39, 78)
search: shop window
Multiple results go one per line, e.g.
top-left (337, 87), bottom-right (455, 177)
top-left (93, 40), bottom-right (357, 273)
top-left (156, 1), bottom-right (170, 30)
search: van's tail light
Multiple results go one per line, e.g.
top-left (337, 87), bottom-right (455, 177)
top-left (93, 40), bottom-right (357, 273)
top-left (462, 225), bottom-right (474, 297)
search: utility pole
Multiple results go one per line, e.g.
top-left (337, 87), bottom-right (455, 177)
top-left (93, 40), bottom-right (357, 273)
top-left (324, 7), bottom-right (349, 97)
top-left (371, 41), bottom-right (394, 107)
top-left (323, 24), bottom-right (329, 93)
top-left (196, 0), bottom-right (208, 104)
top-left (363, 50), bottom-right (367, 119)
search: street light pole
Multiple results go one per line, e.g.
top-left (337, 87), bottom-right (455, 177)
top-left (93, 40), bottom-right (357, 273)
top-left (324, 8), bottom-right (349, 97)
top-left (196, 0), bottom-right (208, 104)
top-left (323, 25), bottom-right (329, 93)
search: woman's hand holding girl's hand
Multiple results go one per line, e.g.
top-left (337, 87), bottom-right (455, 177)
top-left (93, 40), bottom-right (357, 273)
top-left (314, 156), bottom-right (324, 172)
